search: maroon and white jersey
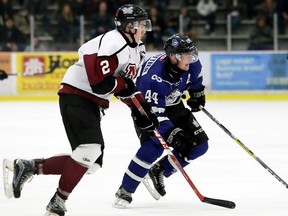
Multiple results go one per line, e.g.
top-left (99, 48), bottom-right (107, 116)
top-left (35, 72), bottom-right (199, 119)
top-left (58, 29), bottom-right (146, 108)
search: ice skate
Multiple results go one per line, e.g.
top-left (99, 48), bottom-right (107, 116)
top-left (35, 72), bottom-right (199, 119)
top-left (44, 192), bottom-right (67, 216)
top-left (3, 158), bottom-right (35, 198)
top-left (12, 159), bottom-right (36, 198)
top-left (142, 174), bottom-right (161, 200)
top-left (112, 187), bottom-right (132, 208)
top-left (148, 162), bottom-right (166, 196)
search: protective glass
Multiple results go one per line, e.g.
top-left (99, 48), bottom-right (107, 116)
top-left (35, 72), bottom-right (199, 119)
top-left (180, 48), bottom-right (198, 63)
top-left (132, 20), bottom-right (152, 31)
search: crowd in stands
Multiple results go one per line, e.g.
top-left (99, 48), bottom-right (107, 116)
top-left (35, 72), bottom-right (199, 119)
top-left (0, 0), bottom-right (287, 51)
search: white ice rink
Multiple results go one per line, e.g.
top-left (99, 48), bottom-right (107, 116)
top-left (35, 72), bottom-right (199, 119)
top-left (1, 100), bottom-right (288, 216)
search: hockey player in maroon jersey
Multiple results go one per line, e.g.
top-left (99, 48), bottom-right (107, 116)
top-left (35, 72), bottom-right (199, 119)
top-left (2, 4), bottom-right (158, 216)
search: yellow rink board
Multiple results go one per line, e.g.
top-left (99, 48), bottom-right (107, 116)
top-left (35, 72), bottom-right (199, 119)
top-left (1, 93), bottom-right (288, 102)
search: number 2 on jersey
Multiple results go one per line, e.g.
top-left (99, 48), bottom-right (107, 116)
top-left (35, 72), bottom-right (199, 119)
top-left (100, 60), bottom-right (110, 75)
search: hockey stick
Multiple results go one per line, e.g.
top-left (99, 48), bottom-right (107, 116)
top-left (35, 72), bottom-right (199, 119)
top-left (8, 60), bottom-right (59, 77)
top-left (131, 96), bottom-right (236, 209)
top-left (200, 106), bottom-right (288, 189)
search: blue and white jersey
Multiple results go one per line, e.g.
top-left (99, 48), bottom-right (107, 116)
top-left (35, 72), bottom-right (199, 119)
top-left (136, 53), bottom-right (204, 137)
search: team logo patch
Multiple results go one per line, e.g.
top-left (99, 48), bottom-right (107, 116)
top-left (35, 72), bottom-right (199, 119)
top-left (122, 7), bottom-right (133, 14)
top-left (171, 39), bottom-right (179, 47)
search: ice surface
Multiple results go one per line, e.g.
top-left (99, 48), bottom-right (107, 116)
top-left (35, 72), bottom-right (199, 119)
top-left (1, 100), bottom-right (288, 216)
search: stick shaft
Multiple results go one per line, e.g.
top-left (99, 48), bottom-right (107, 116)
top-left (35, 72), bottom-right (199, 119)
top-left (201, 106), bottom-right (288, 189)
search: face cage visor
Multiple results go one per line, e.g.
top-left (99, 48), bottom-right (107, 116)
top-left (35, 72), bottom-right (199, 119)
top-left (174, 45), bottom-right (198, 63)
top-left (132, 19), bottom-right (152, 31)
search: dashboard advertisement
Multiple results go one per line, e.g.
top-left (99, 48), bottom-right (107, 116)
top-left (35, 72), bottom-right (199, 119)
top-left (211, 53), bottom-right (288, 90)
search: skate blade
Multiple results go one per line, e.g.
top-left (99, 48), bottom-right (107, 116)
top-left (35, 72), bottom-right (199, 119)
top-left (142, 175), bottom-right (161, 200)
top-left (2, 159), bottom-right (14, 199)
top-left (112, 197), bottom-right (129, 209)
top-left (44, 211), bottom-right (61, 216)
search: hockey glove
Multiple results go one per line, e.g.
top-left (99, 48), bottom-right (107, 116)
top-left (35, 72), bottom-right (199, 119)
top-left (114, 78), bottom-right (136, 98)
top-left (0, 69), bottom-right (8, 80)
top-left (187, 86), bottom-right (206, 112)
top-left (132, 102), bottom-right (159, 135)
top-left (166, 127), bottom-right (196, 160)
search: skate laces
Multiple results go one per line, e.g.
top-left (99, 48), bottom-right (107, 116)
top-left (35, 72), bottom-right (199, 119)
top-left (118, 187), bottom-right (131, 197)
top-left (152, 164), bottom-right (164, 187)
top-left (16, 160), bottom-right (35, 189)
top-left (158, 170), bottom-right (164, 187)
top-left (48, 194), bottom-right (67, 211)
top-left (116, 187), bottom-right (132, 203)
top-left (19, 173), bottom-right (34, 190)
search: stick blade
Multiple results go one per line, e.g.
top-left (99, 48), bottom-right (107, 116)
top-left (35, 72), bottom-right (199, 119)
top-left (203, 197), bottom-right (236, 209)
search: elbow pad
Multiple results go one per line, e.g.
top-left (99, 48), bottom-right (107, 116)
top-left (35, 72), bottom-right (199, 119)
top-left (91, 76), bottom-right (116, 94)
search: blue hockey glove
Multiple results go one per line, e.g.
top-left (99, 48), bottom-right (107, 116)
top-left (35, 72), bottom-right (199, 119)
top-left (132, 102), bottom-right (159, 135)
top-left (166, 127), bottom-right (196, 159)
top-left (187, 86), bottom-right (206, 112)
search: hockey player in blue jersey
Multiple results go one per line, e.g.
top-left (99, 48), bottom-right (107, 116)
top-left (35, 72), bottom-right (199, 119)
top-left (113, 33), bottom-right (209, 208)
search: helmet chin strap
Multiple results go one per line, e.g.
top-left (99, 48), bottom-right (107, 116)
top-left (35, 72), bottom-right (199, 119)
top-left (165, 58), bottom-right (186, 79)
top-left (129, 31), bottom-right (137, 45)
top-left (124, 27), bottom-right (137, 46)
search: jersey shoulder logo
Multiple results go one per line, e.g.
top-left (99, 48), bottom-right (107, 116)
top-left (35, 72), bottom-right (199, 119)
top-left (119, 63), bottom-right (137, 79)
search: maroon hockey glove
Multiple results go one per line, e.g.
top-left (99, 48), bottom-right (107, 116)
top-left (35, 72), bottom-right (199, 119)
top-left (114, 78), bottom-right (136, 98)
top-left (0, 69), bottom-right (8, 80)
top-left (187, 86), bottom-right (206, 112)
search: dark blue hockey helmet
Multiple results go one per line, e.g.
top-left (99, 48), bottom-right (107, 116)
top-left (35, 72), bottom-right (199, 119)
top-left (164, 33), bottom-right (198, 62)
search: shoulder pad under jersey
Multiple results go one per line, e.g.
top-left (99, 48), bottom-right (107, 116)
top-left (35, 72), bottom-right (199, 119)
top-left (98, 30), bottom-right (127, 57)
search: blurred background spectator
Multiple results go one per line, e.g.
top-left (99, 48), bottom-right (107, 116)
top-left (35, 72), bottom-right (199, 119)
top-left (225, 0), bottom-right (242, 33)
top-left (85, 0), bottom-right (100, 17)
top-left (163, 8), bottom-right (178, 37)
top-left (243, 0), bottom-right (262, 19)
top-left (179, 5), bottom-right (194, 34)
top-left (196, 0), bottom-right (218, 35)
top-left (23, 0), bottom-right (51, 36)
top-left (247, 15), bottom-right (273, 50)
top-left (144, 0), bottom-right (170, 12)
top-left (0, 17), bottom-right (26, 51)
top-left (261, 0), bottom-right (276, 27)
top-left (89, 0), bottom-right (114, 39)
top-left (13, 6), bottom-right (30, 41)
top-left (56, 2), bottom-right (79, 44)
top-left (183, 0), bottom-right (198, 6)
top-left (70, 0), bottom-right (87, 22)
top-left (0, 0), bottom-right (13, 26)
top-left (24, 36), bottom-right (47, 51)
top-left (145, 5), bottom-right (166, 50)
top-left (277, 0), bottom-right (288, 34)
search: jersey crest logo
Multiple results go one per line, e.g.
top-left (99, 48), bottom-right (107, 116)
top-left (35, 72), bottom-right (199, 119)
top-left (166, 89), bottom-right (182, 104)
top-left (120, 63), bottom-right (137, 79)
